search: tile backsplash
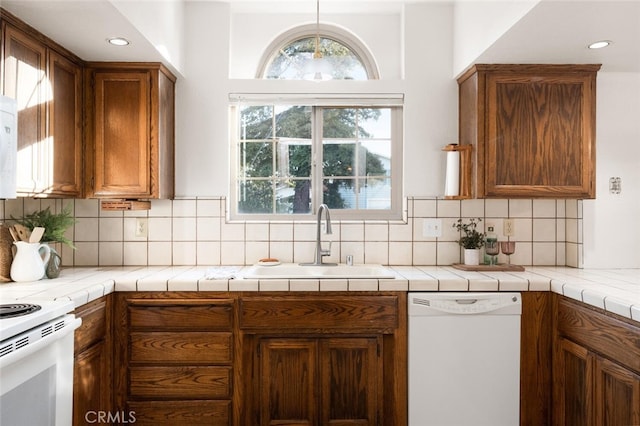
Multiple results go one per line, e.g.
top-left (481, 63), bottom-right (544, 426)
top-left (0, 197), bottom-right (583, 268)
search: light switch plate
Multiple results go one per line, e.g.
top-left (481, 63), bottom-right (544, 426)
top-left (423, 218), bottom-right (442, 238)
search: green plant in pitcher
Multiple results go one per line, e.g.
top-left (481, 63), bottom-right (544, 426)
top-left (13, 206), bottom-right (77, 249)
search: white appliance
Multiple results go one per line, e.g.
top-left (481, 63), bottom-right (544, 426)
top-left (0, 95), bottom-right (18, 199)
top-left (0, 299), bottom-right (81, 426)
top-left (408, 292), bottom-right (521, 426)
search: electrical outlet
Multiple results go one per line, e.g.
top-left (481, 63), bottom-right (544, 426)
top-left (135, 218), bottom-right (148, 238)
top-left (503, 219), bottom-right (515, 237)
top-left (423, 218), bottom-right (442, 238)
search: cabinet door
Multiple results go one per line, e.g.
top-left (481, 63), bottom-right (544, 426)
top-left (92, 71), bottom-right (151, 198)
top-left (73, 341), bottom-right (109, 426)
top-left (256, 337), bottom-right (381, 426)
top-left (554, 338), bottom-right (593, 426)
top-left (320, 337), bottom-right (380, 425)
top-left (485, 72), bottom-right (595, 198)
top-left (2, 25), bottom-right (47, 194)
top-left (48, 50), bottom-right (82, 196)
top-left (259, 338), bottom-right (318, 425)
top-left (595, 356), bottom-right (640, 426)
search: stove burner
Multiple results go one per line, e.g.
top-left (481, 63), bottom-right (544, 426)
top-left (0, 303), bottom-right (42, 319)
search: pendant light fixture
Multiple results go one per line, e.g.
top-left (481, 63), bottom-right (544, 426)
top-left (304, 0), bottom-right (332, 81)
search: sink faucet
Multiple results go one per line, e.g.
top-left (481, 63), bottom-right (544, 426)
top-left (301, 204), bottom-right (337, 266)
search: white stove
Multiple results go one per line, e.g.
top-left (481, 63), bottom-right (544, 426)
top-left (0, 299), bottom-right (75, 341)
top-left (0, 298), bottom-right (80, 426)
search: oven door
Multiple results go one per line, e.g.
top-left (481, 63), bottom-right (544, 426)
top-left (0, 314), bottom-right (81, 426)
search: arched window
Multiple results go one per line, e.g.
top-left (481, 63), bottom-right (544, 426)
top-left (257, 24), bottom-right (379, 80)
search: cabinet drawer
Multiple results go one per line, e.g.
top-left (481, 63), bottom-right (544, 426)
top-left (129, 300), bottom-right (233, 330)
top-left (240, 295), bottom-right (399, 331)
top-left (130, 366), bottom-right (231, 399)
top-left (130, 332), bottom-right (232, 364)
top-left (557, 297), bottom-right (640, 374)
top-left (127, 400), bottom-right (230, 426)
top-left (74, 298), bottom-right (107, 354)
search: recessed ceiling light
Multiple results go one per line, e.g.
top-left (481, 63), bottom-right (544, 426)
top-left (107, 37), bottom-right (130, 46)
top-left (588, 40), bottom-right (612, 49)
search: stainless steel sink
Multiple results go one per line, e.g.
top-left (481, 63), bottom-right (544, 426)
top-left (240, 263), bottom-right (395, 279)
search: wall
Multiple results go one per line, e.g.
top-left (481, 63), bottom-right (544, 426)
top-left (3, 2), bottom-right (636, 268)
top-left (583, 72), bottom-right (640, 268)
top-left (0, 197), bottom-right (582, 268)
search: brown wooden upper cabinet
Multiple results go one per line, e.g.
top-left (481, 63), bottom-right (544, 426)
top-left (1, 15), bottom-right (83, 197)
top-left (84, 63), bottom-right (175, 200)
top-left (458, 64), bottom-right (600, 198)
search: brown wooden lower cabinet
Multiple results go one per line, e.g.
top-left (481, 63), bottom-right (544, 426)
top-left (112, 292), bottom-right (406, 426)
top-left (73, 296), bottom-right (112, 426)
top-left (553, 295), bottom-right (640, 426)
top-left (238, 293), bottom-right (406, 426)
top-left (113, 294), bottom-right (235, 426)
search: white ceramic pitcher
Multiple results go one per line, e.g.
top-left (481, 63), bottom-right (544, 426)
top-left (10, 241), bottom-right (51, 282)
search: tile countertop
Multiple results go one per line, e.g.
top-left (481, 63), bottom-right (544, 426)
top-left (0, 266), bottom-right (638, 323)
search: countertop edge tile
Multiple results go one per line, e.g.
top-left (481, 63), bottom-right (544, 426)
top-left (1, 266), bottom-right (638, 324)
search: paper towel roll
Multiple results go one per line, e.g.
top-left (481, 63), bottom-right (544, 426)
top-left (444, 150), bottom-right (460, 197)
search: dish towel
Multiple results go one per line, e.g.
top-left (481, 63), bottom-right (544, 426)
top-left (203, 266), bottom-right (240, 280)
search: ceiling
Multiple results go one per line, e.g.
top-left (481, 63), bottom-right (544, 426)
top-left (2, 0), bottom-right (639, 73)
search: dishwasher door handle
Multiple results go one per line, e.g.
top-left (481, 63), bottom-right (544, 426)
top-left (409, 293), bottom-right (521, 315)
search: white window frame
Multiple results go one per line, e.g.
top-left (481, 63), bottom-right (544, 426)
top-left (229, 94), bottom-right (403, 221)
top-left (256, 23), bottom-right (380, 80)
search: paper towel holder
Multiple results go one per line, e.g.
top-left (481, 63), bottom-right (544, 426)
top-left (442, 144), bottom-right (472, 199)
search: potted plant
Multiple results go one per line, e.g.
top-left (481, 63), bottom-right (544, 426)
top-left (13, 205), bottom-right (76, 278)
top-left (453, 217), bottom-right (485, 265)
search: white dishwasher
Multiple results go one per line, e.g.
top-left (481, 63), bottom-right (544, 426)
top-left (408, 292), bottom-right (521, 426)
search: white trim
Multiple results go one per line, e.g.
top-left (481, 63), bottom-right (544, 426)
top-left (229, 93), bottom-right (403, 106)
top-left (256, 23), bottom-right (380, 80)
top-left (229, 101), bottom-right (403, 222)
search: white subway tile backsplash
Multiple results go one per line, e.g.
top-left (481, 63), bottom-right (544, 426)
top-left (269, 222), bottom-right (293, 241)
top-left (436, 200), bottom-right (460, 217)
top-left (99, 242), bottom-right (123, 265)
top-left (485, 199), bottom-right (509, 218)
top-left (75, 218), bottom-right (99, 241)
top-left (533, 242), bottom-right (557, 265)
top-left (364, 222), bottom-right (389, 242)
top-left (149, 199), bottom-right (172, 216)
top-left (3, 196), bottom-right (582, 268)
top-left (75, 199), bottom-right (99, 217)
top-left (173, 241), bottom-right (197, 265)
top-left (197, 198), bottom-right (223, 217)
top-left (148, 242), bottom-right (172, 265)
top-left (149, 217), bottom-right (172, 241)
top-left (99, 217), bottom-right (123, 241)
top-left (245, 223), bottom-right (269, 241)
top-left (413, 199), bottom-right (437, 217)
top-left (341, 222), bottom-right (364, 241)
top-left (196, 241), bottom-right (221, 265)
top-left (509, 199), bottom-right (532, 217)
top-left (221, 241), bottom-right (245, 264)
top-left (388, 241), bottom-right (413, 265)
top-left (197, 217), bottom-right (221, 241)
top-left (533, 218), bottom-right (556, 242)
top-left (123, 242), bottom-right (148, 265)
top-left (245, 241), bottom-right (269, 264)
top-left (172, 199), bottom-right (197, 217)
top-left (364, 241), bottom-right (388, 264)
top-left (533, 199), bottom-right (557, 217)
top-left (461, 199), bottom-right (484, 218)
top-left (411, 242), bottom-right (436, 265)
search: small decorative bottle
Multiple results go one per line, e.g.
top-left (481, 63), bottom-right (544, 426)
top-left (485, 226), bottom-right (498, 265)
